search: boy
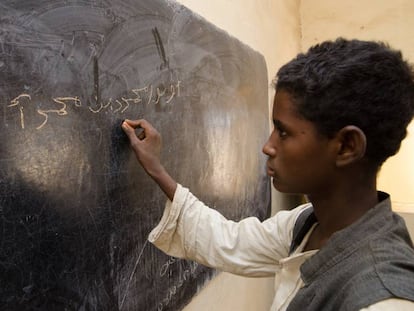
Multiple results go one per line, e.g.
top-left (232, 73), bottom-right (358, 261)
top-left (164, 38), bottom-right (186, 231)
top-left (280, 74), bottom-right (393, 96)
top-left (121, 38), bottom-right (414, 310)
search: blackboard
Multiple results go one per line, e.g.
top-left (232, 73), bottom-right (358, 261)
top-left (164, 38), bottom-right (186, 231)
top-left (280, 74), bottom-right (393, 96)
top-left (0, 1), bottom-right (270, 310)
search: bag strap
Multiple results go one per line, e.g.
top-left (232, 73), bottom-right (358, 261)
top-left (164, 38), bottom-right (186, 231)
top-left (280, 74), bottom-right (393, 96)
top-left (289, 206), bottom-right (317, 255)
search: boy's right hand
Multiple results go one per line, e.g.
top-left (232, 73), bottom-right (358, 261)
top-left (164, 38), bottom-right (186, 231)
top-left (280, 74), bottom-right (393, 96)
top-left (121, 119), bottom-right (177, 201)
top-left (121, 119), bottom-right (163, 177)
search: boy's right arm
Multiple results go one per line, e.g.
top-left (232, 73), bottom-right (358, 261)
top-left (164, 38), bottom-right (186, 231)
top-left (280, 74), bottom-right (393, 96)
top-left (121, 119), bottom-right (177, 201)
top-left (149, 184), bottom-right (303, 277)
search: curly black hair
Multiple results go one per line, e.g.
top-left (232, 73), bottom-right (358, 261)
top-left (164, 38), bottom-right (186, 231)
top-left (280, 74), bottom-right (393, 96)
top-left (274, 38), bottom-right (414, 166)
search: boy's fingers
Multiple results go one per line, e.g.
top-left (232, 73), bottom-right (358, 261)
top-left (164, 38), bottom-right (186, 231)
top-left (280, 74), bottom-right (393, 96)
top-left (123, 119), bottom-right (141, 129)
top-left (122, 121), bottom-right (140, 142)
top-left (122, 120), bottom-right (149, 143)
top-left (136, 127), bottom-right (146, 140)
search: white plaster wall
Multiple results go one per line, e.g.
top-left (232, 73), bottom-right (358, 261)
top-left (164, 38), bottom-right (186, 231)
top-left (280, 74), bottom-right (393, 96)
top-left (300, 0), bottom-right (414, 216)
top-left (173, 0), bottom-right (302, 310)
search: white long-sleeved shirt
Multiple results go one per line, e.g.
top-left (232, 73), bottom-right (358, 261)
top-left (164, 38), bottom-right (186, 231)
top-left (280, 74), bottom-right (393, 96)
top-left (148, 184), bottom-right (414, 310)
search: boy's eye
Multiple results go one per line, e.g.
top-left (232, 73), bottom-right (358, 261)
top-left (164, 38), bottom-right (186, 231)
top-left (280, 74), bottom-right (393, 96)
top-left (275, 126), bottom-right (287, 138)
top-left (273, 120), bottom-right (288, 138)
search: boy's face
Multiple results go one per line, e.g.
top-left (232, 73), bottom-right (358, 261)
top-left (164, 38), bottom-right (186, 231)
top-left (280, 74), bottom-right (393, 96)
top-left (262, 90), bottom-right (337, 196)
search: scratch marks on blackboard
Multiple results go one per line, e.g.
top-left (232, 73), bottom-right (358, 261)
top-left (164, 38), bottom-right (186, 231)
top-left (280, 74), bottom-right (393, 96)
top-left (118, 240), bottom-right (201, 311)
top-left (120, 239), bottom-right (149, 311)
top-left (93, 56), bottom-right (101, 107)
top-left (59, 39), bottom-right (65, 57)
top-left (152, 27), bottom-right (169, 70)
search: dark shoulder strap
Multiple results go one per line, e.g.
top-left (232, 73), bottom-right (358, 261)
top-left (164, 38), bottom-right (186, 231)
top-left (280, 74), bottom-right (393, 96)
top-left (289, 206), bottom-right (317, 255)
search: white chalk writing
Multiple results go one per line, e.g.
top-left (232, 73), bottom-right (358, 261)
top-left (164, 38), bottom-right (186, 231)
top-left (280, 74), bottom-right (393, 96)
top-left (6, 81), bottom-right (182, 130)
top-left (157, 258), bottom-right (199, 311)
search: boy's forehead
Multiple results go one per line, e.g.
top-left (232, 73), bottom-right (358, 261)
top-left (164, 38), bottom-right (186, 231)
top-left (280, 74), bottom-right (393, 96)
top-left (273, 90), bottom-right (299, 115)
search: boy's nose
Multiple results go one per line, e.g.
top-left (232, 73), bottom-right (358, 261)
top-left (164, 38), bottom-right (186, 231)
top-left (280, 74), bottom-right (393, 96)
top-left (262, 138), bottom-right (276, 157)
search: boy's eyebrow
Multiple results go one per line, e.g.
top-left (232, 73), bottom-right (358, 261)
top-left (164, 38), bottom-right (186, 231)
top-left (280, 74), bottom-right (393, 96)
top-left (273, 119), bottom-right (285, 128)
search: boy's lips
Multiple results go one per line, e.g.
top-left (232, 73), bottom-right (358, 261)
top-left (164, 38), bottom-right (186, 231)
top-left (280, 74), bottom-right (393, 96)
top-left (266, 165), bottom-right (275, 177)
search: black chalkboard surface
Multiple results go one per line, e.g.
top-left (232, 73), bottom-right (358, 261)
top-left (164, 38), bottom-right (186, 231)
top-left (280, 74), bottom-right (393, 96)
top-left (0, 1), bottom-right (270, 310)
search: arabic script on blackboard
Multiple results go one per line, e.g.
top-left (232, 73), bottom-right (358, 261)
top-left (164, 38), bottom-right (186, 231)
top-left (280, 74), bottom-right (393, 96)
top-left (6, 81), bottom-right (182, 130)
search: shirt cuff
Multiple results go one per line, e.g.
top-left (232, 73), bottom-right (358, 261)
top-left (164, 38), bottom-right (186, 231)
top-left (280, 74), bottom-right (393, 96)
top-left (148, 183), bottom-right (188, 246)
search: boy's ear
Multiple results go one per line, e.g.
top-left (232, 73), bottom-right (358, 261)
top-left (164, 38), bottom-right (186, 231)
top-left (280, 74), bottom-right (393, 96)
top-left (334, 125), bottom-right (367, 167)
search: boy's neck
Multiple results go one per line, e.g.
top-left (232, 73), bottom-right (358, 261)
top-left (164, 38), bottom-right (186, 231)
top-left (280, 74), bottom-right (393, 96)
top-left (307, 173), bottom-right (379, 246)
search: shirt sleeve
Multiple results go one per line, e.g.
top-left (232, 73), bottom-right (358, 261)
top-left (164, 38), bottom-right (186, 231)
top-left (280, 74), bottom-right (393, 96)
top-left (148, 184), bottom-right (311, 277)
top-left (360, 298), bottom-right (414, 310)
